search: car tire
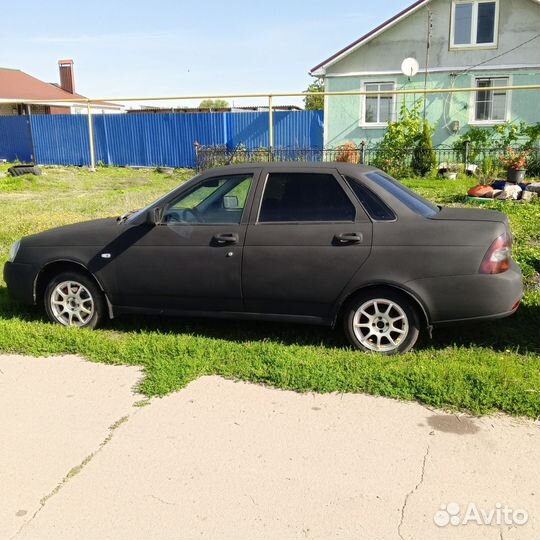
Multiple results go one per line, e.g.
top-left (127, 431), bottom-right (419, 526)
top-left (8, 165), bottom-right (42, 177)
top-left (343, 289), bottom-right (421, 355)
top-left (44, 272), bottom-right (106, 330)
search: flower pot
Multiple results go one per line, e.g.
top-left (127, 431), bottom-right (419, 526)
top-left (506, 168), bottom-right (526, 183)
top-left (444, 172), bottom-right (458, 180)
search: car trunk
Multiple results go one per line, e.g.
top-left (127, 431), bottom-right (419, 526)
top-left (430, 207), bottom-right (508, 224)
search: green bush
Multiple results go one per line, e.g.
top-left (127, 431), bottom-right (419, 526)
top-left (372, 100), bottom-right (431, 178)
top-left (411, 121), bottom-right (436, 176)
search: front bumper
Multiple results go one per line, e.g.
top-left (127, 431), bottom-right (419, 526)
top-left (4, 261), bottom-right (36, 305)
top-left (406, 260), bottom-right (523, 325)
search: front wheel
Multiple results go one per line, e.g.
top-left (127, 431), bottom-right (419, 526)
top-left (343, 290), bottom-right (420, 354)
top-left (44, 272), bottom-right (106, 329)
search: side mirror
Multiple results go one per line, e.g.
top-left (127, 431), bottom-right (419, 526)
top-left (223, 195), bottom-right (239, 209)
top-left (146, 207), bottom-right (164, 225)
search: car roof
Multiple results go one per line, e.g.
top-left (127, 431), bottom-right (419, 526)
top-left (200, 162), bottom-right (377, 176)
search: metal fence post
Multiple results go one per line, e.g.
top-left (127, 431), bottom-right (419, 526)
top-left (463, 140), bottom-right (471, 170)
top-left (86, 101), bottom-right (96, 171)
top-left (268, 94), bottom-right (274, 160)
top-left (360, 141), bottom-right (366, 164)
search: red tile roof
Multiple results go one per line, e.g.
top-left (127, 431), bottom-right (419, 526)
top-left (0, 67), bottom-right (121, 109)
top-left (0, 67), bottom-right (88, 101)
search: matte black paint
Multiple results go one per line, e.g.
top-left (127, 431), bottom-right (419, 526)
top-left (4, 163), bottom-right (523, 329)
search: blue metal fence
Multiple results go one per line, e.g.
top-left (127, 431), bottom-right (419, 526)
top-left (31, 115), bottom-right (90, 166)
top-left (3, 110), bottom-right (324, 168)
top-left (0, 116), bottom-right (33, 162)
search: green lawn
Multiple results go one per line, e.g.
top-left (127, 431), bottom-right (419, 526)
top-left (1, 164), bottom-right (539, 417)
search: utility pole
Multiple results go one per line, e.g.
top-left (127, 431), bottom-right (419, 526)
top-left (423, 7), bottom-right (433, 121)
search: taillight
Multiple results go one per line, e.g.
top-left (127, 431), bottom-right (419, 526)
top-left (479, 233), bottom-right (512, 274)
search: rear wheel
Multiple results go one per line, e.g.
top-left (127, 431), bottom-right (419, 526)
top-left (343, 289), bottom-right (420, 354)
top-left (44, 272), bottom-right (105, 329)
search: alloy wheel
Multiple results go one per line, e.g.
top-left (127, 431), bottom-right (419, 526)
top-left (352, 298), bottom-right (409, 353)
top-left (50, 281), bottom-right (95, 327)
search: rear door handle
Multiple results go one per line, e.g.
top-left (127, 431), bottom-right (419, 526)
top-left (335, 233), bottom-right (363, 244)
top-left (213, 233), bottom-right (239, 245)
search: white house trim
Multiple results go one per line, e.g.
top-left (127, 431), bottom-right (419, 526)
top-left (310, 0), bottom-right (430, 76)
top-left (358, 79), bottom-right (398, 128)
top-left (449, 0), bottom-right (500, 50)
top-left (323, 92), bottom-right (329, 147)
top-left (468, 73), bottom-right (513, 126)
top-left (323, 64), bottom-right (540, 78)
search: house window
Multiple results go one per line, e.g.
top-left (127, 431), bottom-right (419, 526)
top-left (451, 1), bottom-right (498, 48)
top-left (363, 82), bottom-right (395, 125)
top-left (474, 77), bottom-right (508, 122)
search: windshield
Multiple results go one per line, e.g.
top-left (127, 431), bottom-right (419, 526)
top-left (365, 172), bottom-right (439, 218)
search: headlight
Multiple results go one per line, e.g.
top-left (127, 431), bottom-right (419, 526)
top-left (8, 240), bottom-right (21, 262)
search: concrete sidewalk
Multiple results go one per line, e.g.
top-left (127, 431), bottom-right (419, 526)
top-left (1, 354), bottom-right (538, 540)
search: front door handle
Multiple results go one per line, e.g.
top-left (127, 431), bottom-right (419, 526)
top-left (334, 233), bottom-right (363, 244)
top-left (213, 233), bottom-right (239, 245)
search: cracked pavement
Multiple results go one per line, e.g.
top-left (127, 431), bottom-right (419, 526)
top-left (1, 354), bottom-right (538, 540)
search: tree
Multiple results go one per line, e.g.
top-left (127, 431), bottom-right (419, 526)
top-left (199, 99), bottom-right (229, 109)
top-left (303, 79), bottom-right (324, 110)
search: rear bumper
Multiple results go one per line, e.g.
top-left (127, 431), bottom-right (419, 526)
top-left (406, 261), bottom-right (523, 325)
top-left (4, 261), bottom-right (35, 305)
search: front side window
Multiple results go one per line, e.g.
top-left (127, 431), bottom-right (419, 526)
top-left (164, 174), bottom-right (253, 224)
top-left (259, 173), bottom-right (355, 223)
top-left (474, 77), bottom-right (508, 122)
top-left (451, 1), bottom-right (498, 48)
top-left (366, 172), bottom-right (439, 218)
top-left (364, 82), bottom-right (395, 125)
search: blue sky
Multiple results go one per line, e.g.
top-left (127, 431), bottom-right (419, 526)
top-left (1, 0), bottom-right (412, 106)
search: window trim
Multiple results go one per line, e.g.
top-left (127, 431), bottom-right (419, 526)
top-left (469, 75), bottom-right (511, 126)
top-left (256, 171), bottom-right (357, 225)
top-left (360, 80), bottom-right (397, 128)
top-left (450, 0), bottom-right (499, 50)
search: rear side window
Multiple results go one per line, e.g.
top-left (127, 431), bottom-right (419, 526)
top-left (366, 172), bottom-right (439, 218)
top-left (345, 176), bottom-right (396, 221)
top-left (259, 173), bottom-right (355, 222)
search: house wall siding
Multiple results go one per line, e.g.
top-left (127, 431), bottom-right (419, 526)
top-left (323, 0), bottom-right (540, 148)
top-left (326, 0), bottom-right (540, 76)
top-left (326, 70), bottom-right (540, 147)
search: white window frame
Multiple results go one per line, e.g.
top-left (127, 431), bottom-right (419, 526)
top-left (450, 0), bottom-right (500, 50)
top-left (469, 75), bottom-right (511, 126)
top-left (360, 81), bottom-right (397, 128)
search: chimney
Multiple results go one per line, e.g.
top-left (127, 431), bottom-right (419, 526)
top-left (58, 59), bottom-right (75, 94)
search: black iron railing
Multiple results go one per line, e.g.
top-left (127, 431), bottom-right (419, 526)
top-left (195, 143), bottom-right (540, 177)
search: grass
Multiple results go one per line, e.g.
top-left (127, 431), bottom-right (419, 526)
top-left (0, 164), bottom-right (539, 417)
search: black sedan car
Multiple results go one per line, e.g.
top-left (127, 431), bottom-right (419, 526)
top-left (5, 163), bottom-right (522, 354)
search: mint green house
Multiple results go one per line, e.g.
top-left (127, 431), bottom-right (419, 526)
top-left (310, 0), bottom-right (540, 147)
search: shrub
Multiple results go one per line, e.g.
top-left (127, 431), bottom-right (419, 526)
top-left (526, 151), bottom-right (540, 177)
top-left (371, 100), bottom-right (430, 178)
top-left (411, 121), bottom-right (436, 176)
top-left (335, 142), bottom-right (360, 164)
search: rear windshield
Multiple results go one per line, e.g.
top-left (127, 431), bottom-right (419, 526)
top-left (366, 172), bottom-right (439, 218)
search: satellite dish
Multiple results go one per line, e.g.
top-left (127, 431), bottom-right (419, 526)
top-left (401, 57), bottom-right (420, 78)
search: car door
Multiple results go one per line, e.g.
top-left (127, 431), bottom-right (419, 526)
top-left (110, 170), bottom-right (259, 313)
top-left (242, 167), bottom-right (373, 319)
